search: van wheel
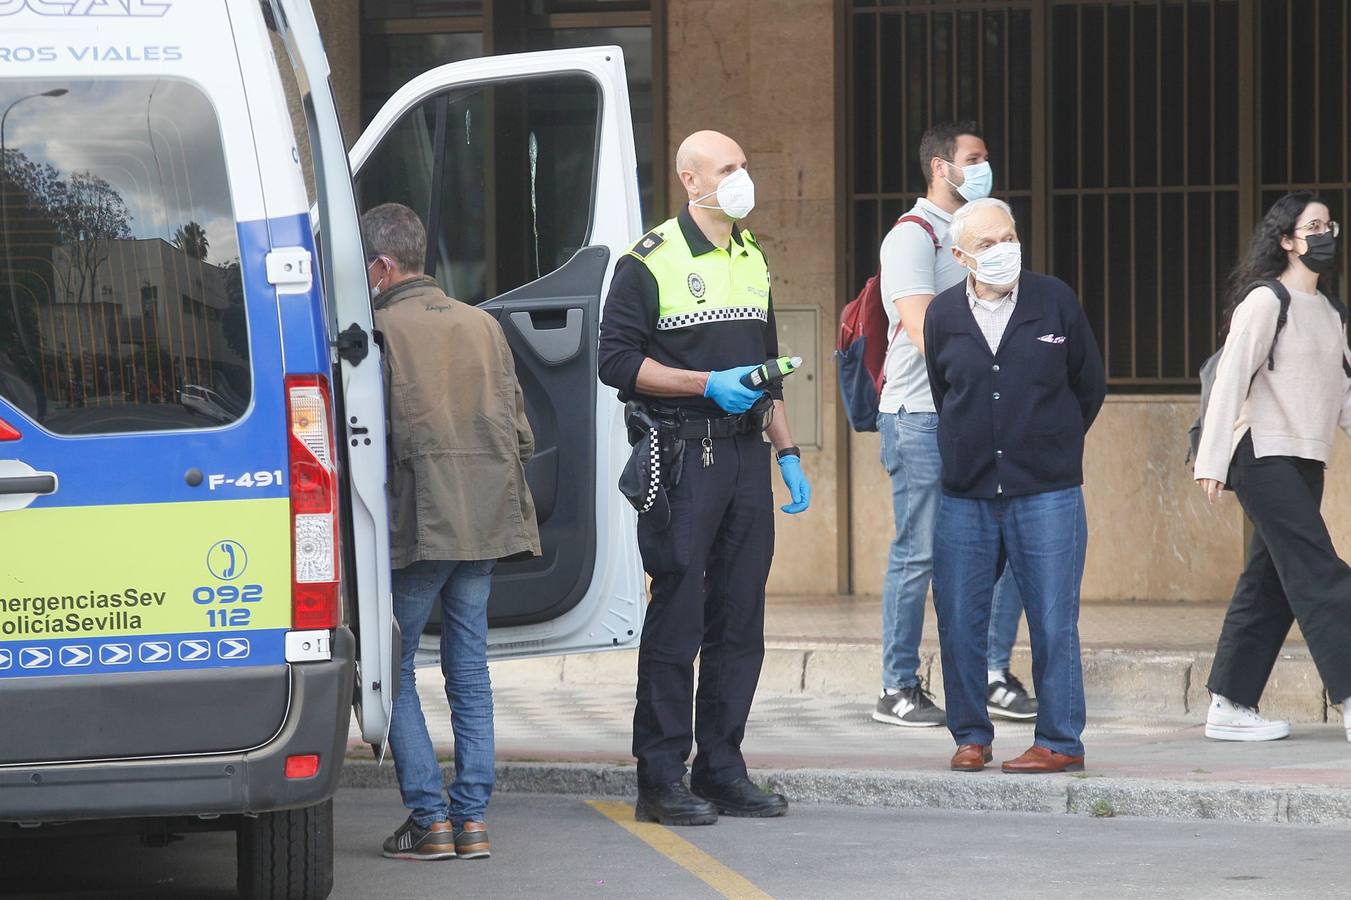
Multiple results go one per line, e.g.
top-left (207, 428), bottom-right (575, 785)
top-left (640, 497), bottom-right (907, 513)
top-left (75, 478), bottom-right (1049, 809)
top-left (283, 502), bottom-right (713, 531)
top-left (236, 799), bottom-right (334, 900)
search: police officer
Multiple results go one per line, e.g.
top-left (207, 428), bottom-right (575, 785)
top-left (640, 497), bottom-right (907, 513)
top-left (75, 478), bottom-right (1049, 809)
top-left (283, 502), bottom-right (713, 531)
top-left (599, 130), bottom-right (811, 826)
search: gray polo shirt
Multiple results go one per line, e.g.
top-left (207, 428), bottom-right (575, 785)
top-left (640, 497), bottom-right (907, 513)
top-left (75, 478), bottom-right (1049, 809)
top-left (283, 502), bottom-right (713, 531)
top-left (877, 198), bottom-right (968, 414)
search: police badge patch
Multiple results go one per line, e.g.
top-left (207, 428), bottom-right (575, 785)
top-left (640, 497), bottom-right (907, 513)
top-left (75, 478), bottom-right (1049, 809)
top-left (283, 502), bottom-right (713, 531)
top-left (687, 272), bottom-right (706, 301)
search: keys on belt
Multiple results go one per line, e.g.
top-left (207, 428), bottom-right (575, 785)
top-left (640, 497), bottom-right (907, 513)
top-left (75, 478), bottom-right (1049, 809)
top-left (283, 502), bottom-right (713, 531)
top-left (666, 411), bottom-right (764, 468)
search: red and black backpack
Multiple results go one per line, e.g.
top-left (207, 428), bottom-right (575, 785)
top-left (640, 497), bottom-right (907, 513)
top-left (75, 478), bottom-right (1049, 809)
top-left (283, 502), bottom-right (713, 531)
top-left (835, 215), bottom-right (940, 432)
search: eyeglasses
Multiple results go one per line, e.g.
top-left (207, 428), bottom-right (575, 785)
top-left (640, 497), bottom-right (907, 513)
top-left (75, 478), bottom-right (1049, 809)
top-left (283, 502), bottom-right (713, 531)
top-left (1295, 219), bottom-right (1340, 238)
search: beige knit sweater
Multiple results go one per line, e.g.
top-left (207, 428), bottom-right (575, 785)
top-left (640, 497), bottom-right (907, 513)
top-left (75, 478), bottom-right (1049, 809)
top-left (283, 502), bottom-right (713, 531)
top-left (1194, 284), bottom-right (1351, 484)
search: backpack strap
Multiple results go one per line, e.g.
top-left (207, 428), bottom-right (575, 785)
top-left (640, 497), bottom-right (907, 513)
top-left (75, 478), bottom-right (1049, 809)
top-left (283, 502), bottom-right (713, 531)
top-left (896, 214), bottom-right (941, 251)
top-left (1249, 279), bottom-right (1290, 372)
top-left (879, 214), bottom-right (942, 347)
top-left (1246, 279), bottom-right (1351, 377)
top-left (1322, 294), bottom-right (1351, 378)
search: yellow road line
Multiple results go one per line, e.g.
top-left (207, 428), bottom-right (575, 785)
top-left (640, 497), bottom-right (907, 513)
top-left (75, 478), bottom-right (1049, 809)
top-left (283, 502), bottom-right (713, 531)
top-left (586, 800), bottom-right (773, 899)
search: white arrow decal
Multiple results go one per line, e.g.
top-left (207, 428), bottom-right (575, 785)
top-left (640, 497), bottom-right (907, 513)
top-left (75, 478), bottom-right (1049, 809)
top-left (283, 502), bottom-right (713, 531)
top-left (140, 641), bottom-right (172, 663)
top-left (100, 644), bottom-right (132, 665)
top-left (59, 646), bottom-right (92, 667)
top-left (217, 638), bottom-right (250, 660)
top-left (178, 640), bottom-right (211, 661)
top-left (20, 647), bottom-right (52, 669)
top-left (0, 649), bottom-right (12, 669)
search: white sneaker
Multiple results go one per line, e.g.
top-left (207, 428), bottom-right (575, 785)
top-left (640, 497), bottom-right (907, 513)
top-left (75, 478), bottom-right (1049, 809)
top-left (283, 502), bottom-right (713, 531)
top-left (1204, 694), bottom-right (1290, 742)
top-left (1342, 702), bottom-right (1351, 742)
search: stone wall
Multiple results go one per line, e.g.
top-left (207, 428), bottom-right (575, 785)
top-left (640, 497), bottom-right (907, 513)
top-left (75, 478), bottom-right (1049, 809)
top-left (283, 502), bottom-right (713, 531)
top-left (666, 0), bottom-right (843, 595)
top-left (853, 397), bottom-right (1351, 602)
top-left (312, 0), bottom-right (361, 146)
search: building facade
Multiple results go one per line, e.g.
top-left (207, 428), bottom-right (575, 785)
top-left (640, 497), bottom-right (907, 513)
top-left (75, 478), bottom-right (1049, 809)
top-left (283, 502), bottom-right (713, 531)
top-left (316, 0), bottom-right (1351, 602)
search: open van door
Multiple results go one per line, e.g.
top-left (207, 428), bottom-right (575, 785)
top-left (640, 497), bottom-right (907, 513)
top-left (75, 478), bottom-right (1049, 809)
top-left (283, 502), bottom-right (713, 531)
top-left (266, 0), bottom-right (396, 746)
top-left (350, 49), bottom-right (646, 659)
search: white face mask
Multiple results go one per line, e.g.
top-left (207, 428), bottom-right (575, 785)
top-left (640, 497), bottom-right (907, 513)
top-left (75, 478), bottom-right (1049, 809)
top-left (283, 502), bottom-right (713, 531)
top-left (692, 168), bottom-right (756, 220)
top-left (943, 160), bottom-right (994, 203)
top-left (959, 241), bottom-right (1022, 288)
top-left (368, 257), bottom-right (388, 299)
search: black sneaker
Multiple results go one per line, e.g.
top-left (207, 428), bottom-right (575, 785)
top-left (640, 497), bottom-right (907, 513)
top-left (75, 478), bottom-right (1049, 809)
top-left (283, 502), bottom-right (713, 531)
top-left (871, 684), bottom-right (946, 727)
top-left (987, 670), bottom-right (1038, 720)
top-left (381, 816), bottom-right (456, 861)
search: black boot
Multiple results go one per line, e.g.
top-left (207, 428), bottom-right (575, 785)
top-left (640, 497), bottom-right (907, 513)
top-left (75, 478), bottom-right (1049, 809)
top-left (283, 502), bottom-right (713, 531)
top-left (691, 778), bottom-right (788, 818)
top-left (635, 781), bottom-right (718, 826)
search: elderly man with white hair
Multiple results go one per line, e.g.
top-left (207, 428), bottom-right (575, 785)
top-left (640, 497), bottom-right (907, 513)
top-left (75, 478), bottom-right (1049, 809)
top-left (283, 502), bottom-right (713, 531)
top-left (923, 197), bottom-right (1106, 774)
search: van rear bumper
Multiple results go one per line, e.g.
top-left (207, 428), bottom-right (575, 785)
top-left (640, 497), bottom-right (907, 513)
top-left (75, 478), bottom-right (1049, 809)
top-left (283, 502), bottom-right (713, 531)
top-left (0, 628), bottom-right (356, 823)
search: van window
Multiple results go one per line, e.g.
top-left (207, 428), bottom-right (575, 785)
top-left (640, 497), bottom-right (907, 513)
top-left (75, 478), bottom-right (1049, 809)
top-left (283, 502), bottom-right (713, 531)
top-left (0, 79), bottom-right (248, 435)
top-left (355, 74), bottom-right (602, 305)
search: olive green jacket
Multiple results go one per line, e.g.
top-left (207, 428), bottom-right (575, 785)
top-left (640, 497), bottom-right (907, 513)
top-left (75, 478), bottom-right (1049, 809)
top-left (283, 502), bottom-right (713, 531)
top-left (374, 276), bottom-right (541, 567)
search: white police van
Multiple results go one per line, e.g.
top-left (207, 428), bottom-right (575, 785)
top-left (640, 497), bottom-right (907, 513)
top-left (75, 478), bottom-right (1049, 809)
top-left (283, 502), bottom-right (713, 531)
top-left (0, 1), bottom-right (644, 896)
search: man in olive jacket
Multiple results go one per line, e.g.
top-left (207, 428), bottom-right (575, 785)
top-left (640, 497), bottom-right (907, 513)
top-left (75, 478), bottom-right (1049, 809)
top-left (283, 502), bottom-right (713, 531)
top-left (362, 202), bottom-right (540, 863)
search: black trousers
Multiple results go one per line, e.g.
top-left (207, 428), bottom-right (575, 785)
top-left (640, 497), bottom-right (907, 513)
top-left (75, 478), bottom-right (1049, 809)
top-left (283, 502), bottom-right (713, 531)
top-left (632, 430), bottom-right (774, 787)
top-left (1207, 433), bottom-right (1351, 707)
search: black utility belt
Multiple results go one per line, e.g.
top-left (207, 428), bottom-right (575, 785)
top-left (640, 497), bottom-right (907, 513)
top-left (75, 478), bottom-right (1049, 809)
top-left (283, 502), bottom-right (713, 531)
top-left (618, 401), bottom-right (767, 527)
top-left (665, 410), bottom-right (764, 440)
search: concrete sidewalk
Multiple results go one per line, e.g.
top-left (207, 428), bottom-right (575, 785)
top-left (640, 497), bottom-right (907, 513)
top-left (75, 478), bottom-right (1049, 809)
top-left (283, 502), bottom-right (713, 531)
top-left (345, 647), bottom-right (1351, 828)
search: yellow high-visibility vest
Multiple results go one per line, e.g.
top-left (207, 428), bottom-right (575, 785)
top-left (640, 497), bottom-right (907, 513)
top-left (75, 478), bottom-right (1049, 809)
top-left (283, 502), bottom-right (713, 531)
top-left (626, 215), bottom-right (771, 333)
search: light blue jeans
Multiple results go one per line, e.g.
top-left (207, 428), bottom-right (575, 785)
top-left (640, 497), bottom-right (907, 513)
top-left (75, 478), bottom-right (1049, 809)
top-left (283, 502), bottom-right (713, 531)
top-left (879, 409), bottom-right (1024, 690)
top-left (389, 558), bottom-right (496, 827)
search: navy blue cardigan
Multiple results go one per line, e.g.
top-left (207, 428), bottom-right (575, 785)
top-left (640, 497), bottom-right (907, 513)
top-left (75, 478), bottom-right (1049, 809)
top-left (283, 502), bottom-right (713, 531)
top-left (923, 271), bottom-right (1106, 499)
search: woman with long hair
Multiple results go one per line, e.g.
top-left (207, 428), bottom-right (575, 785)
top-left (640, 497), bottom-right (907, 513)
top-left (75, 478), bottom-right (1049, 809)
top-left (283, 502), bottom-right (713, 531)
top-left (1194, 191), bottom-right (1351, 742)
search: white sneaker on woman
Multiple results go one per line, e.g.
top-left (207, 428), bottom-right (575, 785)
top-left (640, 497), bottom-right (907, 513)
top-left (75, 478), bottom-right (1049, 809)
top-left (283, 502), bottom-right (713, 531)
top-left (1204, 694), bottom-right (1290, 742)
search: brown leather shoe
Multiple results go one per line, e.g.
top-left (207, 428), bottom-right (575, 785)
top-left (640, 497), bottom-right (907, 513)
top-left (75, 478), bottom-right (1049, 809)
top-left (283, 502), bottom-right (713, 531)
top-left (1001, 745), bottom-right (1084, 774)
top-left (950, 744), bottom-right (993, 771)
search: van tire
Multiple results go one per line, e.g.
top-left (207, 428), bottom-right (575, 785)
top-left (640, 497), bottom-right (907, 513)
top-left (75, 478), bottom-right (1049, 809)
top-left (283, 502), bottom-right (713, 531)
top-left (236, 799), bottom-right (334, 900)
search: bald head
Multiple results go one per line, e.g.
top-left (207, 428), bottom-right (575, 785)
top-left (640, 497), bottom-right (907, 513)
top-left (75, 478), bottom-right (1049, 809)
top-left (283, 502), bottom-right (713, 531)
top-left (676, 130), bottom-right (748, 213)
top-left (676, 130), bottom-right (742, 176)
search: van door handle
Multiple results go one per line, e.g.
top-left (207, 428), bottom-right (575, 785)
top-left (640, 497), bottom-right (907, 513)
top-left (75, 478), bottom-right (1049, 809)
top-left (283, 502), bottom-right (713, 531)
top-left (507, 308), bottom-right (584, 366)
top-left (0, 474), bottom-right (56, 495)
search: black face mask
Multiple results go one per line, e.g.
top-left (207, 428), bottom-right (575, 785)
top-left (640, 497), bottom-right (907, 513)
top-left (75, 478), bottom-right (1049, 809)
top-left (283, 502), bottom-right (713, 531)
top-left (1299, 232), bottom-right (1338, 274)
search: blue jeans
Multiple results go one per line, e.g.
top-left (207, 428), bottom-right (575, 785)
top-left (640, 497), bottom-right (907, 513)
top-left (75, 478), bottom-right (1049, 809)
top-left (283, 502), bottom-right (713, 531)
top-left (389, 558), bottom-right (496, 827)
top-left (932, 487), bottom-right (1087, 756)
top-left (879, 410), bottom-right (1025, 690)
top-left (988, 571), bottom-right (1024, 673)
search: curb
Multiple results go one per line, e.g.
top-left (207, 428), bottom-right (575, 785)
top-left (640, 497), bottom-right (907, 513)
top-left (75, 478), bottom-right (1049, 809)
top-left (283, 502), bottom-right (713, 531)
top-left (510, 645), bottom-right (1332, 724)
top-left (339, 760), bottom-right (1351, 829)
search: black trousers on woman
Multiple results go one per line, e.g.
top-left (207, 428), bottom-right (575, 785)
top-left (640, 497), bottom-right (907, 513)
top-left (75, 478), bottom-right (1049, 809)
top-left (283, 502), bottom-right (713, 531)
top-left (1207, 432), bottom-right (1351, 708)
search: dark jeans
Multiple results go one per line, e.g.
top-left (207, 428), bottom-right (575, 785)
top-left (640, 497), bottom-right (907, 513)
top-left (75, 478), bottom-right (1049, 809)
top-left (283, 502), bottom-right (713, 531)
top-left (632, 430), bottom-right (774, 787)
top-left (933, 487), bottom-right (1088, 756)
top-left (1207, 433), bottom-right (1351, 707)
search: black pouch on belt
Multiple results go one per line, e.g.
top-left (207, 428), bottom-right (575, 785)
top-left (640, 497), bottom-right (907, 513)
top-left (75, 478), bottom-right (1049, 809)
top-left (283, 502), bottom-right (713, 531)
top-left (618, 401), bottom-right (686, 529)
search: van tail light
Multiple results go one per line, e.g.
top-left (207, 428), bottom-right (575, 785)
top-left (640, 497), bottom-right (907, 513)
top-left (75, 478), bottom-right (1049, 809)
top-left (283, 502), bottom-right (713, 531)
top-left (286, 375), bottom-right (340, 630)
top-left (0, 417), bottom-right (18, 441)
top-left (285, 753), bottom-right (321, 779)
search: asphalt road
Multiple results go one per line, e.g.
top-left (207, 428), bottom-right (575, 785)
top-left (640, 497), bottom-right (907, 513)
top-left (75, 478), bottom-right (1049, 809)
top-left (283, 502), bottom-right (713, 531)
top-left (1, 789), bottom-right (1344, 899)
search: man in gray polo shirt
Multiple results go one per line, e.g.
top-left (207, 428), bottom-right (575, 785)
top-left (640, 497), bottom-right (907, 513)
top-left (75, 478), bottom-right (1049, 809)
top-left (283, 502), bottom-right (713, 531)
top-left (871, 122), bottom-right (1039, 728)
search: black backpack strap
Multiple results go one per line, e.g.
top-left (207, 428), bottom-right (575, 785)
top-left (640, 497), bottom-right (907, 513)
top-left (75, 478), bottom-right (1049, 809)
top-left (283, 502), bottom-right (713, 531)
top-left (1251, 279), bottom-right (1290, 371)
top-left (1320, 294), bottom-right (1351, 378)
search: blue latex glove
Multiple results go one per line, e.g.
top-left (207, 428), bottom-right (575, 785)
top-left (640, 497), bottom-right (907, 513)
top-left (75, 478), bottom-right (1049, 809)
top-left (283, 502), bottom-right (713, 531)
top-left (777, 455), bottom-right (811, 514)
top-left (703, 365), bottom-right (765, 414)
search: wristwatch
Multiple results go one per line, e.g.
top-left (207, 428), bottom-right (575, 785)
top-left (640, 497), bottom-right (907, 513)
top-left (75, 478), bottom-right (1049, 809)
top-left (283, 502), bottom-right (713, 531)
top-left (776, 446), bottom-right (801, 461)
